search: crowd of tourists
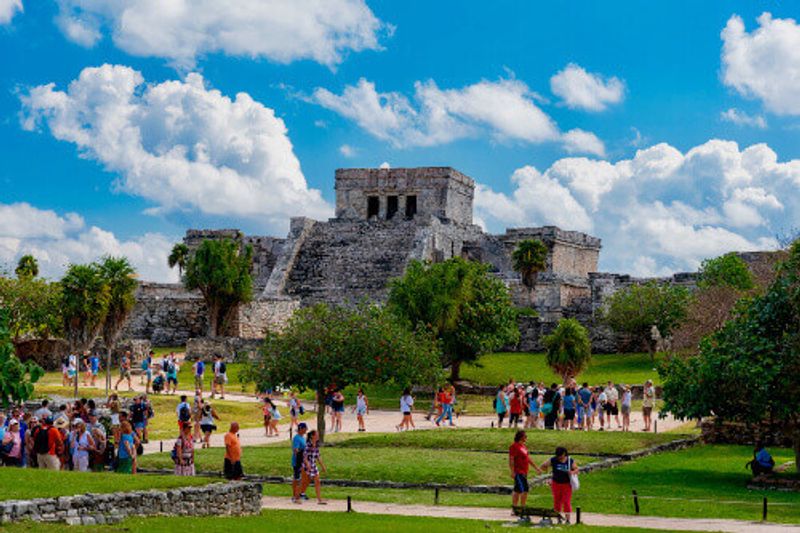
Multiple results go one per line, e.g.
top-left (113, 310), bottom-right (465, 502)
top-left (493, 378), bottom-right (657, 432)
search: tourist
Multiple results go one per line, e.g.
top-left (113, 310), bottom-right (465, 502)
top-left (300, 430), bottom-right (327, 505)
top-left (193, 358), bottom-right (206, 395)
top-left (291, 422), bottom-right (308, 503)
top-left (70, 419), bottom-right (94, 472)
top-left (331, 389), bottom-right (345, 433)
top-left (54, 417), bottom-right (70, 469)
top-left (177, 395), bottom-right (192, 427)
top-left (262, 398), bottom-right (273, 437)
top-left (33, 417), bottom-right (62, 471)
top-left (621, 385), bottom-right (632, 432)
top-left (174, 423), bottom-right (195, 476)
top-left (117, 421), bottom-right (136, 474)
top-left (25, 416), bottom-right (39, 468)
top-left (542, 384), bottom-right (561, 430)
top-left (604, 381), bottom-right (620, 429)
top-left (114, 351), bottom-right (133, 392)
top-left (141, 351), bottom-right (153, 392)
top-left (131, 395), bottom-right (148, 443)
top-left (562, 387), bottom-right (576, 430)
top-left (200, 402), bottom-right (220, 448)
top-left (223, 422), bottom-right (243, 481)
top-left (152, 366), bottom-right (166, 394)
top-left (525, 385), bottom-right (540, 429)
top-left (193, 392), bottom-right (204, 442)
top-left (642, 379), bottom-right (655, 432)
top-left (268, 400), bottom-right (282, 436)
top-left (165, 355), bottom-right (179, 394)
top-left (89, 421), bottom-right (107, 472)
top-left (81, 351), bottom-right (91, 386)
top-left (1, 419), bottom-right (23, 467)
top-left (397, 388), bottom-right (415, 431)
top-left (495, 385), bottom-right (508, 428)
top-left (749, 442), bottom-right (775, 476)
top-left (596, 386), bottom-right (606, 431)
top-left (67, 352), bottom-right (78, 386)
top-left (107, 393), bottom-right (121, 443)
top-left (211, 355), bottom-right (227, 399)
top-left (89, 352), bottom-right (101, 387)
top-left (509, 386), bottom-right (523, 428)
top-left (34, 399), bottom-right (52, 420)
top-left (61, 355), bottom-right (71, 387)
top-left (354, 388), bottom-right (369, 432)
top-left (538, 446), bottom-right (579, 524)
top-left (509, 430), bottom-right (541, 507)
top-left (288, 392), bottom-right (301, 431)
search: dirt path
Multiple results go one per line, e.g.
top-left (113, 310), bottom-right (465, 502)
top-left (260, 496), bottom-right (800, 532)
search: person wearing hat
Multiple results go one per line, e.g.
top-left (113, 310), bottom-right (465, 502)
top-left (33, 417), bottom-right (63, 471)
top-left (1, 419), bottom-right (23, 466)
top-left (54, 416), bottom-right (70, 469)
top-left (642, 379), bottom-right (656, 432)
top-left (70, 418), bottom-right (95, 472)
top-left (25, 416), bottom-right (39, 468)
top-left (291, 422), bottom-right (308, 502)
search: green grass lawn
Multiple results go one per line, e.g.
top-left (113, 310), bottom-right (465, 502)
top-left (0, 467), bottom-right (210, 500)
top-left (0, 509), bottom-right (687, 533)
top-left (462, 352), bottom-right (663, 387)
top-left (259, 444), bottom-right (800, 524)
top-left (326, 428), bottom-right (684, 455)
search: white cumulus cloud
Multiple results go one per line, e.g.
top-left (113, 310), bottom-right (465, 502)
top-left (475, 139), bottom-right (797, 275)
top-left (550, 63), bottom-right (625, 112)
top-left (722, 13), bottom-right (800, 115)
top-left (0, 0), bottom-right (21, 25)
top-left (720, 108), bottom-right (767, 128)
top-left (54, 0), bottom-right (385, 68)
top-left (313, 77), bottom-right (603, 155)
top-left (20, 65), bottom-right (332, 233)
top-left (0, 202), bottom-right (176, 282)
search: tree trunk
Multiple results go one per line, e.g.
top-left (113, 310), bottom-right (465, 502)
top-left (208, 304), bottom-right (219, 337)
top-left (316, 388), bottom-right (327, 444)
top-left (646, 340), bottom-right (656, 362)
top-left (793, 420), bottom-right (800, 474)
top-left (450, 360), bottom-right (462, 382)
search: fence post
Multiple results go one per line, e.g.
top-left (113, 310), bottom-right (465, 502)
top-left (762, 497), bottom-right (767, 521)
top-left (290, 427), bottom-right (293, 440)
top-left (347, 496), bottom-right (352, 513)
top-left (632, 490), bottom-right (640, 515)
top-left (654, 420), bottom-right (658, 434)
top-left (160, 441), bottom-right (163, 453)
top-left (576, 507), bottom-right (581, 524)
top-left (434, 487), bottom-right (440, 505)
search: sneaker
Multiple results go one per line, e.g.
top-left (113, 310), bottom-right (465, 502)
top-left (301, 493), bottom-right (309, 501)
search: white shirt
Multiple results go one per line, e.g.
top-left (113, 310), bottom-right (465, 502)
top-left (400, 395), bottom-right (414, 413)
top-left (605, 386), bottom-right (619, 404)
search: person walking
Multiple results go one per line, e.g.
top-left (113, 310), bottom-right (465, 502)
top-left (509, 386), bottom-right (523, 428)
top-left (542, 384), bottom-right (561, 430)
top-left (176, 395), bottom-right (192, 428)
top-left (165, 356), bottom-right (179, 395)
top-left (331, 390), bottom-right (345, 433)
top-left (642, 379), bottom-right (655, 432)
top-left (291, 422), bottom-right (308, 503)
top-left (354, 388), bottom-right (369, 432)
top-left (81, 351), bottom-right (92, 386)
top-left (288, 392), bottom-right (301, 431)
top-left (495, 385), bottom-right (508, 428)
top-left (396, 388), bottom-right (415, 431)
top-left (223, 422), bottom-right (243, 480)
top-left (509, 430), bottom-right (541, 508)
top-left (89, 352), bottom-right (101, 387)
top-left (267, 401), bottom-right (282, 437)
top-left (200, 402), bottom-right (220, 448)
top-left (525, 385), bottom-right (540, 429)
top-left (174, 423), bottom-right (195, 476)
top-left (116, 421), bottom-right (136, 474)
top-left (114, 351), bottom-right (133, 392)
top-left (435, 385), bottom-right (454, 427)
top-left (211, 355), bottom-right (227, 399)
top-left (538, 446), bottom-right (579, 524)
top-left (193, 358), bottom-right (206, 395)
top-left (300, 430), bottom-right (327, 505)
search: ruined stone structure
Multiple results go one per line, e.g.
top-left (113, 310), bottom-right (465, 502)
top-left (124, 166), bottom-right (701, 352)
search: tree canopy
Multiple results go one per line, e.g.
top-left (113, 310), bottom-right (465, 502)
top-left (512, 239), bottom-right (548, 290)
top-left (660, 241), bottom-right (800, 471)
top-left (544, 318), bottom-right (592, 382)
top-left (244, 303), bottom-right (441, 441)
top-left (14, 255), bottom-right (39, 280)
top-left (60, 263), bottom-right (110, 352)
top-left (602, 281), bottom-right (691, 360)
top-left (168, 243), bottom-right (190, 278)
top-left (184, 239), bottom-right (253, 337)
top-left (698, 252), bottom-right (754, 291)
top-left (98, 256), bottom-right (138, 350)
top-left (387, 258), bottom-right (519, 381)
top-left (0, 275), bottom-right (61, 341)
top-left (0, 308), bottom-right (44, 407)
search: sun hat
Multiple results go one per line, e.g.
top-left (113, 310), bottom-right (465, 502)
top-left (54, 417), bottom-right (69, 429)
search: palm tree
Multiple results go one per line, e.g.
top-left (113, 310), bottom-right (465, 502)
top-left (97, 256), bottom-right (137, 395)
top-left (168, 243), bottom-right (190, 279)
top-left (544, 318), bottom-right (592, 384)
top-left (511, 239), bottom-right (548, 306)
top-left (15, 255), bottom-right (39, 280)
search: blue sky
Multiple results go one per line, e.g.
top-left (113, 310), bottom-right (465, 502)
top-left (1, 0), bottom-right (799, 281)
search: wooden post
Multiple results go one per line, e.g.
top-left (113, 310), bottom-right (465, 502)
top-left (576, 507), bottom-right (581, 524)
top-left (632, 490), bottom-right (640, 515)
top-left (347, 496), bottom-right (352, 513)
top-left (434, 487), bottom-right (440, 505)
top-left (160, 441), bottom-right (163, 453)
top-left (654, 420), bottom-right (658, 434)
top-left (762, 497), bottom-right (767, 521)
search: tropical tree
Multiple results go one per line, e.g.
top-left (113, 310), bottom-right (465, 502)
top-left (660, 240), bottom-right (800, 472)
top-left (698, 252), bottom-right (754, 291)
top-left (60, 263), bottom-right (110, 352)
top-left (184, 239), bottom-right (253, 336)
top-left (0, 308), bottom-right (44, 407)
top-left (0, 276), bottom-right (61, 341)
top-left (512, 239), bottom-right (548, 305)
top-left (602, 281), bottom-right (691, 361)
top-left (544, 318), bottom-right (592, 383)
top-left (244, 303), bottom-right (441, 442)
top-left (388, 258), bottom-right (519, 381)
top-left (97, 256), bottom-right (138, 350)
top-left (15, 255), bottom-right (39, 280)
top-left (168, 243), bottom-right (190, 278)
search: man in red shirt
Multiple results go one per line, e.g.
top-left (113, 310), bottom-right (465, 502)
top-left (509, 430), bottom-right (541, 507)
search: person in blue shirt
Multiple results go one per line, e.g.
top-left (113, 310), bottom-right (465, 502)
top-left (89, 354), bottom-right (101, 387)
top-left (577, 383), bottom-right (593, 430)
top-left (291, 423), bottom-right (308, 503)
top-left (193, 360), bottom-right (206, 395)
top-left (750, 442), bottom-right (775, 476)
top-left (562, 388), bottom-right (577, 430)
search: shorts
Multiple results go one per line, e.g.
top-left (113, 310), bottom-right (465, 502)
top-left (134, 422), bottom-right (146, 431)
top-left (116, 457), bottom-right (133, 474)
top-left (91, 369), bottom-right (98, 376)
top-left (292, 462), bottom-right (302, 480)
top-left (167, 377), bottom-right (178, 385)
top-left (642, 406), bottom-right (653, 416)
top-left (356, 406), bottom-right (367, 416)
top-left (335, 406), bottom-right (345, 413)
top-left (120, 369), bottom-right (131, 379)
top-left (563, 409), bottom-right (576, 421)
top-left (513, 473), bottom-right (529, 493)
top-left (402, 411), bottom-right (411, 416)
top-left (214, 375), bottom-right (226, 385)
top-left (194, 375), bottom-right (204, 388)
top-left (224, 459), bottom-right (243, 480)
top-left (201, 424), bottom-right (216, 433)
top-left (621, 404), bottom-right (631, 415)
top-left (605, 403), bottom-right (619, 416)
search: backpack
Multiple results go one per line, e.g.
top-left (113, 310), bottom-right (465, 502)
top-left (179, 404), bottom-right (191, 422)
top-left (299, 404), bottom-right (305, 415)
top-left (34, 426), bottom-right (51, 455)
top-left (0, 440), bottom-right (13, 456)
top-left (218, 362), bottom-right (227, 374)
top-left (541, 402), bottom-right (553, 415)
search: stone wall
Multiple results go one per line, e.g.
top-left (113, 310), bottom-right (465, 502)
top-left (184, 337), bottom-right (263, 362)
top-left (231, 298), bottom-right (300, 339)
top-left (13, 339), bottom-right (69, 371)
top-left (123, 282), bottom-right (208, 346)
top-left (0, 482), bottom-right (262, 525)
top-left (700, 418), bottom-right (795, 447)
